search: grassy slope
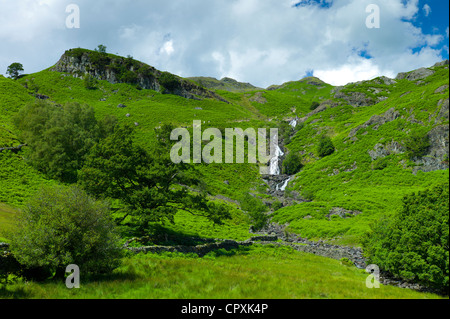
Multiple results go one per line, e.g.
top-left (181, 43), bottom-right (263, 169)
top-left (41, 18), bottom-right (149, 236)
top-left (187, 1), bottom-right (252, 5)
top-left (271, 65), bottom-right (449, 245)
top-left (1, 245), bottom-right (445, 299)
top-left (0, 56), bottom-right (448, 299)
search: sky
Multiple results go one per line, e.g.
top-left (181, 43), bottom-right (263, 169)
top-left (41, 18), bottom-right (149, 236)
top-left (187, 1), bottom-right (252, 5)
top-left (0, 0), bottom-right (448, 87)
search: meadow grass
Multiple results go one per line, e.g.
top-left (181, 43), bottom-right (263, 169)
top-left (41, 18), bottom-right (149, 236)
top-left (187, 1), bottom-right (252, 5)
top-left (1, 245), bottom-right (446, 299)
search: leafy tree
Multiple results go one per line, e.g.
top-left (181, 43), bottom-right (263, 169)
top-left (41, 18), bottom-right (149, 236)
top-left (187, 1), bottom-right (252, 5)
top-left (282, 152), bottom-right (303, 175)
top-left (317, 135), bottom-right (335, 158)
top-left (95, 44), bottom-right (107, 54)
top-left (14, 100), bottom-right (116, 182)
top-left (78, 123), bottom-right (231, 233)
top-left (363, 183), bottom-right (449, 292)
top-left (6, 63), bottom-right (24, 79)
top-left (240, 193), bottom-right (270, 231)
top-left (8, 185), bottom-right (123, 278)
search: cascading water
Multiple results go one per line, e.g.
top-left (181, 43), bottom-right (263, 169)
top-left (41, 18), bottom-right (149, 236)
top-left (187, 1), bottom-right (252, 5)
top-left (289, 119), bottom-right (297, 128)
top-left (269, 136), bottom-right (284, 175)
top-left (276, 177), bottom-right (291, 191)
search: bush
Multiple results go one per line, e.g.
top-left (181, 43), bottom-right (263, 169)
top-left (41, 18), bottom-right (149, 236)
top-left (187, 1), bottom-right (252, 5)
top-left (83, 74), bottom-right (97, 89)
top-left (240, 193), bottom-right (270, 231)
top-left (403, 130), bottom-right (430, 159)
top-left (310, 101), bottom-right (320, 111)
top-left (8, 185), bottom-right (123, 278)
top-left (317, 135), bottom-right (335, 158)
top-left (282, 152), bottom-right (303, 175)
top-left (363, 183), bottom-right (449, 292)
top-left (159, 72), bottom-right (180, 91)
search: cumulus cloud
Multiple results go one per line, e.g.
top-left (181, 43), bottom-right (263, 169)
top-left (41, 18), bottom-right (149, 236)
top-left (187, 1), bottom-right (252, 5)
top-left (0, 0), bottom-right (448, 87)
top-left (423, 4), bottom-right (432, 17)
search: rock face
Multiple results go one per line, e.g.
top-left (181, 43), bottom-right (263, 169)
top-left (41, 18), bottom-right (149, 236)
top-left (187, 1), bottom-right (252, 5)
top-left (52, 49), bottom-right (228, 102)
top-left (413, 125), bottom-right (449, 173)
top-left (396, 67), bottom-right (435, 81)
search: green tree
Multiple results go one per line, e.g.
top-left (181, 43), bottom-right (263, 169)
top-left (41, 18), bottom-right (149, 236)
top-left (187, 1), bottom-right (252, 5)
top-left (363, 183), bottom-right (449, 292)
top-left (240, 193), bottom-right (270, 231)
top-left (14, 100), bottom-right (115, 182)
top-left (282, 152), bottom-right (303, 175)
top-left (78, 123), bottom-right (231, 232)
top-left (159, 72), bottom-right (180, 92)
top-left (6, 63), bottom-right (24, 79)
top-left (317, 135), bottom-right (335, 158)
top-left (95, 44), bottom-right (107, 54)
top-left (8, 185), bottom-right (123, 278)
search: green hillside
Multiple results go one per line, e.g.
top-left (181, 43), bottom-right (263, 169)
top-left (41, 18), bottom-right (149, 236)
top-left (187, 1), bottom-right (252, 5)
top-left (0, 49), bottom-right (448, 298)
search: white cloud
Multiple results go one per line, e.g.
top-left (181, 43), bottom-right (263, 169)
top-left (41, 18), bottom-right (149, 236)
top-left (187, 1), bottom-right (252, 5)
top-left (0, 0), bottom-right (448, 87)
top-left (423, 4), bottom-right (432, 17)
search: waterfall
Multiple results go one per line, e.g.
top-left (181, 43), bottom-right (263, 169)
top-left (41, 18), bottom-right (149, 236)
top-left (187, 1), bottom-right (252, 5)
top-left (289, 119), bottom-right (297, 128)
top-left (276, 177), bottom-right (291, 191)
top-left (269, 138), bottom-right (284, 175)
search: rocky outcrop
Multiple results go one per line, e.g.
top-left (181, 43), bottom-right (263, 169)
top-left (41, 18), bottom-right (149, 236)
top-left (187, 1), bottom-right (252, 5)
top-left (349, 107), bottom-right (400, 138)
top-left (412, 125), bottom-right (449, 174)
top-left (368, 141), bottom-right (405, 160)
top-left (52, 49), bottom-right (228, 102)
top-left (333, 89), bottom-right (376, 107)
top-left (396, 67), bottom-right (435, 81)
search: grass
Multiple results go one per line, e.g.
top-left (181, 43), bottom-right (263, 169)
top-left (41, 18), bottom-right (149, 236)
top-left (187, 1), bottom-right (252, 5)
top-left (1, 245), bottom-right (445, 299)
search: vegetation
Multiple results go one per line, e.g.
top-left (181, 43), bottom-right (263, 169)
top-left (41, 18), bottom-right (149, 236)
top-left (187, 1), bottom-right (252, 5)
top-left (0, 49), bottom-right (448, 299)
top-left (363, 183), bottom-right (449, 293)
top-left (7, 185), bottom-right (123, 278)
top-left (14, 100), bottom-right (116, 183)
top-left (6, 63), bottom-right (24, 80)
top-left (316, 135), bottom-right (335, 158)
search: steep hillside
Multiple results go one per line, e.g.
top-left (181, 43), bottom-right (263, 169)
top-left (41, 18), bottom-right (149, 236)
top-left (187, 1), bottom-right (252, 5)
top-left (0, 52), bottom-right (448, 246)
top-left (188, 76), bottom-right (261, 92)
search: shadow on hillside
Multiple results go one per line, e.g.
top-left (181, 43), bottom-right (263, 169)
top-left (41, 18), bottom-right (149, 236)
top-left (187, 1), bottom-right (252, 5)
top-left (122, 223), bottom-right (218, 247)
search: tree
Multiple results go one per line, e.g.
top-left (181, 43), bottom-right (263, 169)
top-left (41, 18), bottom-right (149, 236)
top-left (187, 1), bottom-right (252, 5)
top-left (95, 44), bottom-right (107, 54)
top-left (282, 152), bottom-right (303, 175)
top-left (14, 100), bottom-right (116, 182)
top-left (240, 193), bottom-right (270, 231)
top-left (78, 123), bottom-right (231, 233)
top-left (317, 135), bottom-right (335, 158)
top-left (363, 183), bottom-right (449, 292)
top-left (83, 73), bottom-right (98, 89)
top-left (8, 185), bottom-right (123, 278)
top-left (6, 63), bottom-right (24, 79)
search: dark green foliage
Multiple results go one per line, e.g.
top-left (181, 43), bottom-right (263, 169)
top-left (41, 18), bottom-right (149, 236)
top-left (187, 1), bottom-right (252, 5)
top-left (83, 74), bottom-right (98, 89)
top-left (6, 63), bottom-right (24, 80)
top-left (78, 123), bottom-right (231, 232)
top-left (159, 72), bottom-right (180, 91)
top-left (372, 157), bottom-right (389, 170)
top-left (282, 152), bottom-right (303, 175)
top-left (316, 135), bottom-right (335, 158)
top-left (310, 101), bottom-right (320, 111)
top-left (95, 44), bottom-right (107, 54)
top-left (272, 201), bottom-right (283, 211)
top-left (363, 183), bottom-right (449, 292)
top-left (14, 100), bottom-right (116, 182)
top-left (8, 185), bottom-right (123, 277)
top-left (240, 193), bottom-right (270, 231)
top-left (404, 130), bottom-right (430, 159)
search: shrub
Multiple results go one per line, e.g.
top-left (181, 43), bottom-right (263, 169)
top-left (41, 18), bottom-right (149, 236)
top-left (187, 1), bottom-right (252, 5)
top-left (240, 193), bottom-right (270, 231)
top-left (363, 183), bottom-right (449, 292)
top-left (282, 152), bottom-right (303, 175)
top-left (403, 130), bottom-right (430, 159)
top-left (159, 72), bottom-right (180, 91)
top-left (8, 185), bottom-right (123, 278)
top-left (317, 135), bottom-right (335, 158)
top-left (310, 101), bottom-right (320, 111)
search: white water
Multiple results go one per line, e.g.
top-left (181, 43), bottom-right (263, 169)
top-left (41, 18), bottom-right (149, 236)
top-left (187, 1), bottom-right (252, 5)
top-left (289, 119), bottom-right (297, 128)
top-left (269, 142), bottom-right (284, 175)
top-left (276, 177), bottom-right (291, 191)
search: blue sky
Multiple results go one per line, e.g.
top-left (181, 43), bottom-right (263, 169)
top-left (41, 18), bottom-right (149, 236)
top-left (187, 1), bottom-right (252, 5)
top-left (0, 0), bottom-right (448, 87)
